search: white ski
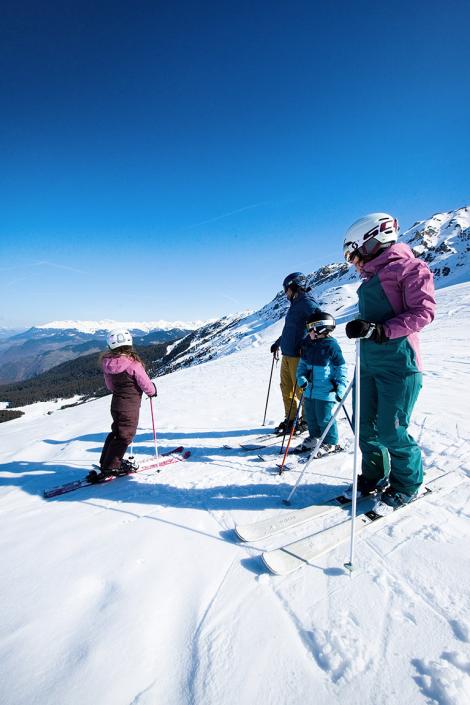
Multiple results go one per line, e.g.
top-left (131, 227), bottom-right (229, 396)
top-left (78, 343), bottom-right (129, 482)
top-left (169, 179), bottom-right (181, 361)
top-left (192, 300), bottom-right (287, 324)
top-left (234, 491), bottom-right (359, 542)
top-left (235, 468), bottom-right (444, 543)
top-left (261, 471), bottom-right (453, 575)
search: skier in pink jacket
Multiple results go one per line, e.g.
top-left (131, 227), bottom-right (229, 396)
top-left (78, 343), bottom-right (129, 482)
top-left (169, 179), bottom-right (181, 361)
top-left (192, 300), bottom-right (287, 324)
top-left (343, 213), bottom-right (436, 507)
top-left (89, 328), bottom-right (157, 482)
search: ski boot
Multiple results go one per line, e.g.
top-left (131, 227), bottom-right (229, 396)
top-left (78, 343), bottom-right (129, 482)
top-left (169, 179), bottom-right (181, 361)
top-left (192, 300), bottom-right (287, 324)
top-left (273, 419), bottom-right (288, 434)
top-left (274, 419), bottom-right (295, 435)
top-left (342, 475), bottom-right (389, 501)
top-left (380, 487), bottom-right (418, 509)
top-left (314, 443), bottom-right (343, 458)
top-left (86, 467), bottom-right (115, 484)
top-left (296, 418), bottom-right (308, 435)
top-left (292, 436), bottom-right (318, 454)
top-left (113, 458), bottom-right (139, 476)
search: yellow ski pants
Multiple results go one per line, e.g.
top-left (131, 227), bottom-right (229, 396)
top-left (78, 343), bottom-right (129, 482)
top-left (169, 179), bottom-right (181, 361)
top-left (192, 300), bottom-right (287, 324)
top-left (280, 355), bottom-right (302, 421)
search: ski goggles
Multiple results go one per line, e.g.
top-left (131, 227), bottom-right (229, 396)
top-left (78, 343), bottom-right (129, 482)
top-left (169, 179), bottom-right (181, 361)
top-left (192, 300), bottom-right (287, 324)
top-left (344, 236), bottom-right (381, 262)
top-left (306, 319), bottom-right (331, 333)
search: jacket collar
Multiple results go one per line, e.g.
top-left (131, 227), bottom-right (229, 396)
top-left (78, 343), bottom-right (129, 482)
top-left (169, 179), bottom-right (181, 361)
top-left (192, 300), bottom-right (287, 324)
top-left (361, 243), bottom-right (414, 279)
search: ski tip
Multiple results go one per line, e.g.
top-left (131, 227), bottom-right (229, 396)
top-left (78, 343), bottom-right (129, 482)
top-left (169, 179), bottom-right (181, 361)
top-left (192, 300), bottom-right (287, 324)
top-left (261, 552), bottom-right (285, 576)
top-left (183, 450), bottom-right (191, 459)
top-left (233, 527), bottom-right (248, 542)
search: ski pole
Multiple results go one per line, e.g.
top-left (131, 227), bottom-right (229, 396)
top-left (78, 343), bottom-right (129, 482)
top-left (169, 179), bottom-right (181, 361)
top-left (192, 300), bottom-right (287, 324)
top-left (342, 404), bottom-right (354, 433)
top-left (344, 340), bottom-right (361, 572)
top-left (262, 351), bottom-right (278, 426)
top-left (278, 390), bottom-right (305, 475)
top-left (149, 396), bottom-right (160, 465)
top-left (280, 381), bottom-right (298, 453)
top-left (282, 379), bottom-right (353, 505)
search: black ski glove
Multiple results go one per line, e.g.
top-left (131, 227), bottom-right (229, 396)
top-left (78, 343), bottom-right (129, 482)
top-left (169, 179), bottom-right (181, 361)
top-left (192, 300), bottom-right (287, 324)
top-left (332, 382), bottom-right (343, 402)
top-left (345, 319), bottom-right (388, 343)
top-left (270, 341), bottom-right (280, 354)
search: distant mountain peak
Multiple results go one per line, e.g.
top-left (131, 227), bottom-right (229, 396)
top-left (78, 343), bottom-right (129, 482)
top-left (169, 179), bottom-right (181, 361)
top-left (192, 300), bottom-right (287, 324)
top-left (401, 205), bottom-right (470, 283)
top-left (35, 319), bottom-right (209, 334)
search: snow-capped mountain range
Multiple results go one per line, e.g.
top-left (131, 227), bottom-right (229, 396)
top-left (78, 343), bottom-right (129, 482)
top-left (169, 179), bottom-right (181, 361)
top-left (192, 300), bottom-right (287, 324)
top-left (35, 319), bottom-right (208, 334)
top-left (0, 320), bottom-right (200, 384)
top-left (160, 205), bottom-right (470, 374)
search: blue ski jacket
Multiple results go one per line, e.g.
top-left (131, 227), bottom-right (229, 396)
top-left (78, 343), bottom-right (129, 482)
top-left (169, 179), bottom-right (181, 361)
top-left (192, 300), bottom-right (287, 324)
top-left (276, 292), bottom-right (320, 357)
top-left (296, 336), bottom-right (348, 402)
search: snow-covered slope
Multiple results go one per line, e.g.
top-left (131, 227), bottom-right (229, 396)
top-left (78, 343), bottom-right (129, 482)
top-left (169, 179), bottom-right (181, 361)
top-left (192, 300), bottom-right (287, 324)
top-left (0, 281), bottom-right (469, 705)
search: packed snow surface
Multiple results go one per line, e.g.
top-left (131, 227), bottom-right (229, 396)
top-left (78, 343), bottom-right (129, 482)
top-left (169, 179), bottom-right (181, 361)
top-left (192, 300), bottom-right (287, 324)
top-left (1, 283), bottom-right (469, 705)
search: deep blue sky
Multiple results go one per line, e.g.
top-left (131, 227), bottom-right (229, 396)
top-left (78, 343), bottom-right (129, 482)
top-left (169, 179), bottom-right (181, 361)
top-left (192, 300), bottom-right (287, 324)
top-left (1, 0), bottom-right (469, 327)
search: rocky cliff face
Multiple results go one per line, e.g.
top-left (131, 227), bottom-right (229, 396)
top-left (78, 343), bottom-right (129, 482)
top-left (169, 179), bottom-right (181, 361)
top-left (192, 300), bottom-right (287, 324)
top-left (402, 206), bottom-right (470, 284)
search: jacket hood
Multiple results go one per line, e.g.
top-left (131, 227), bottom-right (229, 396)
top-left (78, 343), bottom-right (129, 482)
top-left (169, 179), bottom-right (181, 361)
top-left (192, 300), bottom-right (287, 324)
top-left (362, 243), bottom-right (415, 279)
top-left (102, 355), bottom-right (132, 374)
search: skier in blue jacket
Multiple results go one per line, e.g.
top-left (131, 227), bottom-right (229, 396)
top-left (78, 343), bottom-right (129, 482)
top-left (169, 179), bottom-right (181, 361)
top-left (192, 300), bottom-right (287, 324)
top-left (294, 311), bottom-right (348, 456)
top-left (270, 273), bottom-right (320, 434)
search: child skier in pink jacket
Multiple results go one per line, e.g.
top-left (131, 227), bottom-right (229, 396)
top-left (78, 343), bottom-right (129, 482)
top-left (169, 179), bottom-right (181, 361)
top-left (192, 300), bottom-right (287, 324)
top-left (88, 328), bottom-right (157, 482)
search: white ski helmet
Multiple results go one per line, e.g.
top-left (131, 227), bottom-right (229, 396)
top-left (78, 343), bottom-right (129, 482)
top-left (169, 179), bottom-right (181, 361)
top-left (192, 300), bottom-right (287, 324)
top-left (343, 213), bottom-right (399, 262)
top-left (107, 328), bottom-right (133, 350)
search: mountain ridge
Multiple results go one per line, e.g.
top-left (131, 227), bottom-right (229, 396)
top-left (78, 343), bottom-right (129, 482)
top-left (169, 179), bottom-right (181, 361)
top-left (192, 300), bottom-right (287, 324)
top-left (33, 318), bottom-right (210, 334)
top-left (159, 205), bottom-right (470, 375)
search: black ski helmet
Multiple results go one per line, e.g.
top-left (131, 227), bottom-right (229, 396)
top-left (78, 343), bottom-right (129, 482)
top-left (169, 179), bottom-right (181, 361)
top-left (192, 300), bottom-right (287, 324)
top-left (306, 311), bottom-right (336, 335)
top-left (283, 272), bottom-right (307, 293)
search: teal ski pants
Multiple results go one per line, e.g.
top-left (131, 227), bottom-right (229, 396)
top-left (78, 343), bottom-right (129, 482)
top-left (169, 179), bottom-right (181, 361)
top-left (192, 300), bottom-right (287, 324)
top-left (303, 397), bottom-right (338, 445)
top-left (358, 370), bottom-right (423, 495)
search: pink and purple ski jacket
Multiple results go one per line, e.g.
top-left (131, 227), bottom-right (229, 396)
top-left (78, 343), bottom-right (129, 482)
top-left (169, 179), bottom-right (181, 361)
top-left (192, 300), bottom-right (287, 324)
top-left (102, 354), bottom-right (156, 406)
top-left (358, 243), bottom-right (436, 373)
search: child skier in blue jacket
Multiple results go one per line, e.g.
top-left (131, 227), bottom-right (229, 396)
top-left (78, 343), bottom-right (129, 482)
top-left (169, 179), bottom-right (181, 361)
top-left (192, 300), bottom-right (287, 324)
top-left (295, 311), bottom-right (348, 456)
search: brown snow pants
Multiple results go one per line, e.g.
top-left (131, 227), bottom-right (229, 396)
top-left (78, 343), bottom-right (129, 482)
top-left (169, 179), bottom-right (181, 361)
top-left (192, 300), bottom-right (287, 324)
top-left (100, 406), bottom-right (140, 470)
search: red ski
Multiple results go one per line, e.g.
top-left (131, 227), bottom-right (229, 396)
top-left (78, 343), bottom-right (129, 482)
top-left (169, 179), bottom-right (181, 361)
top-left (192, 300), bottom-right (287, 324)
top-left (43, 447), bottom-right (190, 499)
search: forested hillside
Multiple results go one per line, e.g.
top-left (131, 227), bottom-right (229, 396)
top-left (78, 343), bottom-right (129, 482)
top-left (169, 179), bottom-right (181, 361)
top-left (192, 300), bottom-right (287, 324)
top-left (0, 343), bottom-right (168, 412)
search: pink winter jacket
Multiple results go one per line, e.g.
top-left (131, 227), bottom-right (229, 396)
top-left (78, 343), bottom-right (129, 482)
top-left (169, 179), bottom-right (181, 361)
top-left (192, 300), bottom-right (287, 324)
top-left (361, 243), bottom-right (436, 340)
top-left (360, 243), bottom-right (436, 372)
top-left (102, 355), bottom-right (157, 397)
